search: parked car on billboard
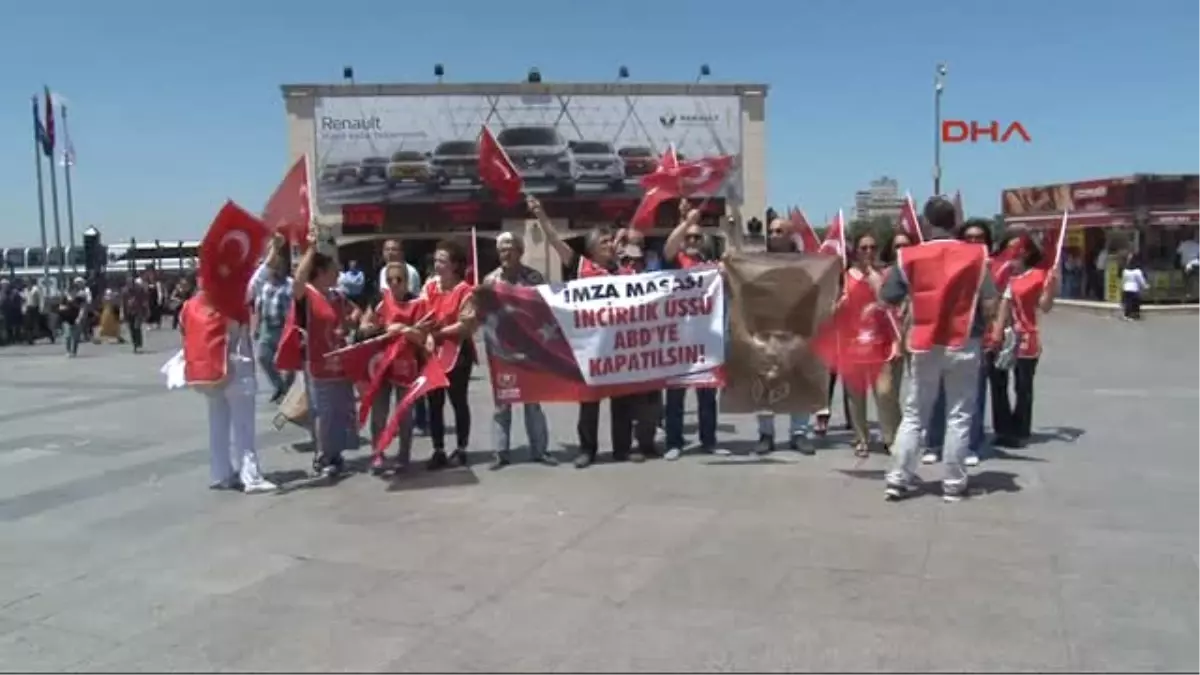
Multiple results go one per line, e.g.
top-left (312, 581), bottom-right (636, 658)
top-left (320, 163), bottom-right (342, 183)
top-left (426, 140), bottom-right (481, 192)
top-left (496, 126), bottom-right (578, 196)
top-left (386, 151), bottom-right (432, 190)
top-left (617, 146), bottom-right (659, 178)
top-left (357, 156), bottom-right (389, 184)
top-left (334, 161), bottom-right (359, 183)
top-left (570, 141), bottom-right (625, 192)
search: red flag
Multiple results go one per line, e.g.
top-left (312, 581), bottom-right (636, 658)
top-left (897, 193), bottom-right (925, 243)
top-left (275, 318), bottom-right (303, 372)
top-left (374, 359), bottom-right (450, 453)
top-left (787, 207), bottom-right (822, 252)
top-left (990, 241), bottom-right (1024, 290)
top-left (952, 190), bottom-right (965, 227)
top-left (810, 277), bottom-right (897, 396)
top-left (478, 126), bottom-right (523, 206)
top-left (630, 154), bottom-right (735, 230)
top-left (1038, 211), bottom-right (1069, 271)
top-left (818, 210), bottom-right (847, 262)
top-left (325, 335), bottom-right (395, 384)
top-left (199, 201), bottom-right (269, 325)
top-left (262, 157), bottom-right (311, 247)
top-left (43, 87), bottom-right (55, 155)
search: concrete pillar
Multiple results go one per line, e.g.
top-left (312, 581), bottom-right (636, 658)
top-left (507, 217), bottom-right (569, 283)
top-left (739, 91), bottom-right (767, 233)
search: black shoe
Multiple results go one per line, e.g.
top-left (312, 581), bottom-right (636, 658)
top-left (534, 453), bottom-right (560, 467)
top-left (489, 453), bottom-right (510, 471)
top-left (612, 451), bottom-right (629, 462)
top-left (754, 434), bottom-right (775, 456)
top-left (269, 390), bottom-right (285, 404)
top-left (448, 448), bottom-right (468, 468)
top-left (628, 451), bottom-right (646, 463)
top-left (427, 449), bottom-right (448, 471)
top-left (574, 453), bottom-right (594, 469)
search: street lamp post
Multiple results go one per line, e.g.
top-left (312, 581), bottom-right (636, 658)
top-left (933, 63), bottom-right (947, 196)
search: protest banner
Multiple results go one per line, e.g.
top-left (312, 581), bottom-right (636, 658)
top-left (720, 252), bottom-right (842, 414)
top-left (474, 268), bottom-right (725, 404)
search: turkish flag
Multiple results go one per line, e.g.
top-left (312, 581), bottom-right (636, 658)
top-left (897, 193), bottom-right (925, 243)
top-left (199, 201), bottom-right (269, 325)
top-left (818, 210), bottom-right (847, 262)
top-left (478, 126), bottom-right (523, 206)
top-left (630, 154), bottom-right (735, 230)
top-left (810, 277), bottom-right (897, 396)
top-left (1038, 211), bottom-right (1069, 271)
top-left (325, 335), bottom-right (395, 384)
top-left (374, 358), bottom-right (450, 453)
top-left (262, 157), bottom-right (311, 248)
top-left (787, 207), bottom-right (822, 253)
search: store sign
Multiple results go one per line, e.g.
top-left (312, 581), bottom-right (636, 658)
top-left (313, 93), bottom-right (743, 220)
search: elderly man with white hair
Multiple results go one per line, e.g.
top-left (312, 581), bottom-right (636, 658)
top-left (482, 230), bottom-right (556, 470)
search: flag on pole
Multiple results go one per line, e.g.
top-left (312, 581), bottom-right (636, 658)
top-left (786, 207), bottom-right (822, 252)
top-left (1038, 211), bottom-right (1070, 271)
top-left (897, 193), bottom-right (924, 243)
top-left (60, 105), bottom-right (76, 168)
top-left (818, 209), bottom-right (847, 262)
top-left (42, 87), bottom-right (55, 158)
top-left (33, 98), bottom-right (52, 156)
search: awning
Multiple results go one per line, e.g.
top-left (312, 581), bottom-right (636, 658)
top-left (1147, 210), bottom-right (1199, 226)
top-left (1005, 211), bottom-right (1134, 229)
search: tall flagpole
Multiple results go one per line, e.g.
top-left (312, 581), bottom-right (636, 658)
top-left (62, 105), bottom-right (77, 275)
top-left (32, 96), bottom-right (50, 281)
top-left (46, 98), bottom-right (65, 286)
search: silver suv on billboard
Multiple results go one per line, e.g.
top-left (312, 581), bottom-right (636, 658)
top-left (569, 141), bottom-right (626, 192)
top-left (495, 126), bottom-right (579, 196)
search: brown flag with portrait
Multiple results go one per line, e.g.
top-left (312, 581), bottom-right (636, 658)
top-left (720, 252), bottom-right (842, 414)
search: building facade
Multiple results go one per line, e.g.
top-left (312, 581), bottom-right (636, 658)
top-left (852, 176), bottom-right (904, 223)
top-left (281, 81), bottom-right (768, 281)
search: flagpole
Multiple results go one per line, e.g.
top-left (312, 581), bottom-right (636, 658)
top-left (48, 134), bottom-right (65, 286)
top-left (62, 105), bottom-right (77, 274)
top-left (32, 97), bottom-right (50, 281)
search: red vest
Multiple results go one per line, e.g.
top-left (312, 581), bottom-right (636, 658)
top-left (181, 295), bottom-right (228, 387)
top-left (423, 278), bottom-right (475, 369)
top-left (305, 285), bottom-right (348, 380)
top-left (1009, 268), bottom-right (1047, 359)
top-left (898, 241), bottom-right (988, 352)
top-left (577, 256), bottom-right (611, 278)
top-left (674, 252), bottom-right (715, 270)
top-left (375, 293), bottom-right (426, 385)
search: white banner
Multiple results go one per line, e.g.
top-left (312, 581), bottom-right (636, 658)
top-left (535, 268), bottom-right (725, 387)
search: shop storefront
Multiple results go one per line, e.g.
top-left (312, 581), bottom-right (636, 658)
top-left (1002, 175), bottom-right (1199, 304)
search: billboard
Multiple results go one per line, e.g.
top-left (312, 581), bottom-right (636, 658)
top-left (1002, 177), bottom-right (1137, 228)
top-left (313, 93), bottom-right (743, 219)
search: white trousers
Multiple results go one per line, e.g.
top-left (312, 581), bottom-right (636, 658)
top-left (206, 359), bottom-right (264, 486)
top-left (887, 341), bottom-right (981, 495)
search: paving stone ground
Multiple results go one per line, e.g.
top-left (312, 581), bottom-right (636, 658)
top-left (0, 313), bottom-right (1196, 673)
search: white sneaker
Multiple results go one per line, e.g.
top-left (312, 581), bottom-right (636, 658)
top-left (921, 452), bottom-right (938, 465)
top-left (713, 447), bottom-right (732, 456)
top-left (964, 454), bottom-right (980, 467)
top-left (243, 479), bottom-right (278, 494)
top-left (664, 447), bottom-right (682, 461)
top-left (942, 491), bottom-right (965, 503)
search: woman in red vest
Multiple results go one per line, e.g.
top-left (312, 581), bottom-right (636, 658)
top-left (422, 239), bottom-right (478, 470)
top-left (292, 232), bottom-right (358, 478)
top-left (841, 231), bottom-right (902, 457)
top-left (360, 262), bottom-right (430, 472)
top-left (988, 238), bottom-right (1059, 447)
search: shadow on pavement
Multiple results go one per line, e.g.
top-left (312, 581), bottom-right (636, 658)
top-left (1025, 426), bottom-right (1086, 445)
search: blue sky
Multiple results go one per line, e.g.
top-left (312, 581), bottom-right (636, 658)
top-left (1, 0), bottom-right (1196, 244)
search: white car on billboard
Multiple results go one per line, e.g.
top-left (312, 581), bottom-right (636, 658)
top-left (495, 126), bottom-right (579, 195)
top-left (569, 141), bottom-right (626, 192)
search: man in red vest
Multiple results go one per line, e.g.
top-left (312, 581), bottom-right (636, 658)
top-left (878, 197), bottom-right (1000, 502)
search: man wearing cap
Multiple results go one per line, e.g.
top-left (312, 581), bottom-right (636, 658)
top-left (611, 239), bottom-right (660, 462)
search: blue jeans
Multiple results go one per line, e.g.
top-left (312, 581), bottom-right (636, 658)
top-left (925, 357), bottom-right (988, 457)
top-left (493, 403), bottom-right (550, 460)
top-left (756, 413), bottom-right (810, 438)
top-left (664, 387), bottom-right (718, 449)
top-left (64, 321), bottom-right (80, 356)
top-left (256, 335), bottom-right (292, 395)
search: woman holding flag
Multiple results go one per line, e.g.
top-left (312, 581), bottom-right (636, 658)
top-left (840, 231), bottom-right (902, 457)
top-left (291, 229), bottom-right (359, 478)
top-left (988, 236), bottom-right (1060, 447)
top-left (359, 262), bottom-right (431, 472)
top-left (421, 239), bottom-right (478, 470)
